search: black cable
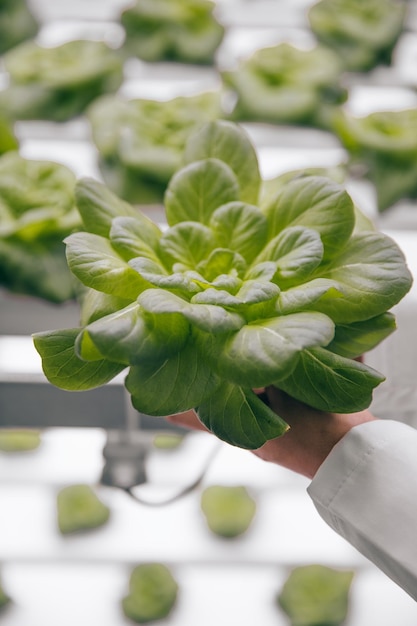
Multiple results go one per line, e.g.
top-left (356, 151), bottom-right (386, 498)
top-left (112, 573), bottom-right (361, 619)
top-left (122, 441), bottom-right (221, 507)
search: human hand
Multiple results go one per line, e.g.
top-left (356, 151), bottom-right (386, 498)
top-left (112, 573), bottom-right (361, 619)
top-left (165, 387), bottom-right (377, 479)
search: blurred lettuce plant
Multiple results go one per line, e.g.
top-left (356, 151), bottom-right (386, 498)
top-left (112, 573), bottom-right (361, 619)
top-left (308, 0), bottom-right (407, 72)
top-left (0, 39), bottom-right (124, 122)
top-left (0, 429), bottom-right (41, 452)
top-left (333, 108), bottom-right (417, 211)
top-left (201, 485), bottom-right (256, 538)
top-left (56, 484), bottom-right (110, 534)
top-left (221, 42), bottom-right (347, 129)
top-left (122, 563), bottom-right (178, 623)
top-left (0, 152), bottom-right (80, 302)
top-left (33, 121), bottom-right (412, 450)
top-left (277, 564), bottom-right (354, 626)
top-left (87, 91), bottom-right (222, 204)
top-left (120, 0), bottom-right (225, 65)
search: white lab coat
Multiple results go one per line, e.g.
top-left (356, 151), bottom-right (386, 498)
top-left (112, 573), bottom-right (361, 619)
top-left (308, 420), bottom-right (417, 601)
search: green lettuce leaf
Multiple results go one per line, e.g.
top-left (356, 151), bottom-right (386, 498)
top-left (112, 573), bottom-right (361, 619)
top-left (277, 347), bottom-right (385, 412)
top-left (197, 382), bottom-right (289, 449)
top-left (184, 120), bottom-right (261, 204)
top-left (33, 329), bottom-right (125, 391)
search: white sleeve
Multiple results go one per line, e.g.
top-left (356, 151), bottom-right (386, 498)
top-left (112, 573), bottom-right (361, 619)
top-left (307, 419), bottom-right (417, 601)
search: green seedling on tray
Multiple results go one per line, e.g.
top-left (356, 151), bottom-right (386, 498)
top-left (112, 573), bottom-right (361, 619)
top-left (221, 42), bottom-right (347, 129)
top-left (0, 429), bottom-right (41, 452)
top-left (56, 484), bottom-right (110, 535)
top-left (277, 564), bottom-right (354, 626)
top-left (120, 0), bottom-right (225, 65)
top-left (122, 563), bottom-right (178, 624)
top-left (33, 120), bottom-right (412, 450)
top-left (0, 152), bottom-right (80, 302)
top-left (201, 485), bottom-right (256, 538)
top-left (0, 39), bottom-right (124, 122)
top-left (0, 0), bottom-right (38, 55)
top-left (308, 0), bottom-right (407, 72)
top-left (153, 432), bottom-right (185, 449)
top-left (333, 108), bottom-right (417, 211)
top-left (87, 91), bottom-right (222, 204)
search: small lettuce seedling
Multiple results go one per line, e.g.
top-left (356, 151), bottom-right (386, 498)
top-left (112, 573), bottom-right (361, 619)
top-left (33, 121), bottom-right (412, 450)
top-left (277, 564), bottom-right (354, 626)
top-left (56, 484), bottom-right (110, 535)
top-left (201, 485), bottom-right (256, 538)
top-left (0, 429), bottom-right (41, 452)
top-left (122, 563), bottom-right (178, 624)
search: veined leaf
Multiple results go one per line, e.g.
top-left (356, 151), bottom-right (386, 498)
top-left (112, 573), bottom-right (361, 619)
top-left (236, 281), bottom-right (281, 321)
top-left (327, 312), bottom-right (396, 359)
top-left (263, 176), bottom-right (355, 260)
top-left (110, 215), bottom-right (162, 262)
top-left (65, 232), bottom-right (149, 299)
top-left (78, 303), bottom-right (189, 364)
top-left (33, 328), bottom-right (124, 391)
top-left (235, 280), bottom-right (280, 305)
top-left (158, 221), bottom-right (216, 268)
top-left (79, 288), bottom-right (132, 325)
top-left (277, 346), bottom-right (385, 412)
top-left (138, 288), bottom-right (245, 333)
top-left (75, 177), bottom-right (138, 237)
top-left (245, 261), bottom-right (278, 282)
top-left (276, 278), bottom-right (344, 315)
top-left (313, 231), bottom-right (413, 323)
top-left (184, 120), bottom-right (261, 204)
top-left (197, 382), bottom-right (289, 449)
top-left (126, 342), bottom-right (220, 415)
top-left (210, 201), bottom-right (268, 263)
top-left (254, 225), bottom-right (324, 285)
top-left (165, 158), bottom-right (239, 226)
top-left (129, 257), bottom-right (202, 296)
top-left (211, 273), bottom-right (243, 293)
top-left (75, 329), bottom-right (104, 361)
top-left (196, 280), bottom-right (282, 322)
top-left (212, 311), bottom-right (335, 387)
top-left (197, 248), bottom-right (247, 282)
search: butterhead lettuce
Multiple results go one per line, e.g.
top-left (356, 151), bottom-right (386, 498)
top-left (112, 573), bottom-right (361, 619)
top-left (0, 39), bottom-right (124, 122)
top-left (33, 121), bottom-right (412, 449)
top-left (87, 91), bottom-right (222, 204)
top-left (221, 42), bottom-right (347, 129)
top-left (333, 108), bottom-right (417, 211)
top-left (120, 0), bottom-right (225, 65)
top-left (308, 0), bottom-right (406, 72)
top-left (0, 152), bottom-right (80, 302)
